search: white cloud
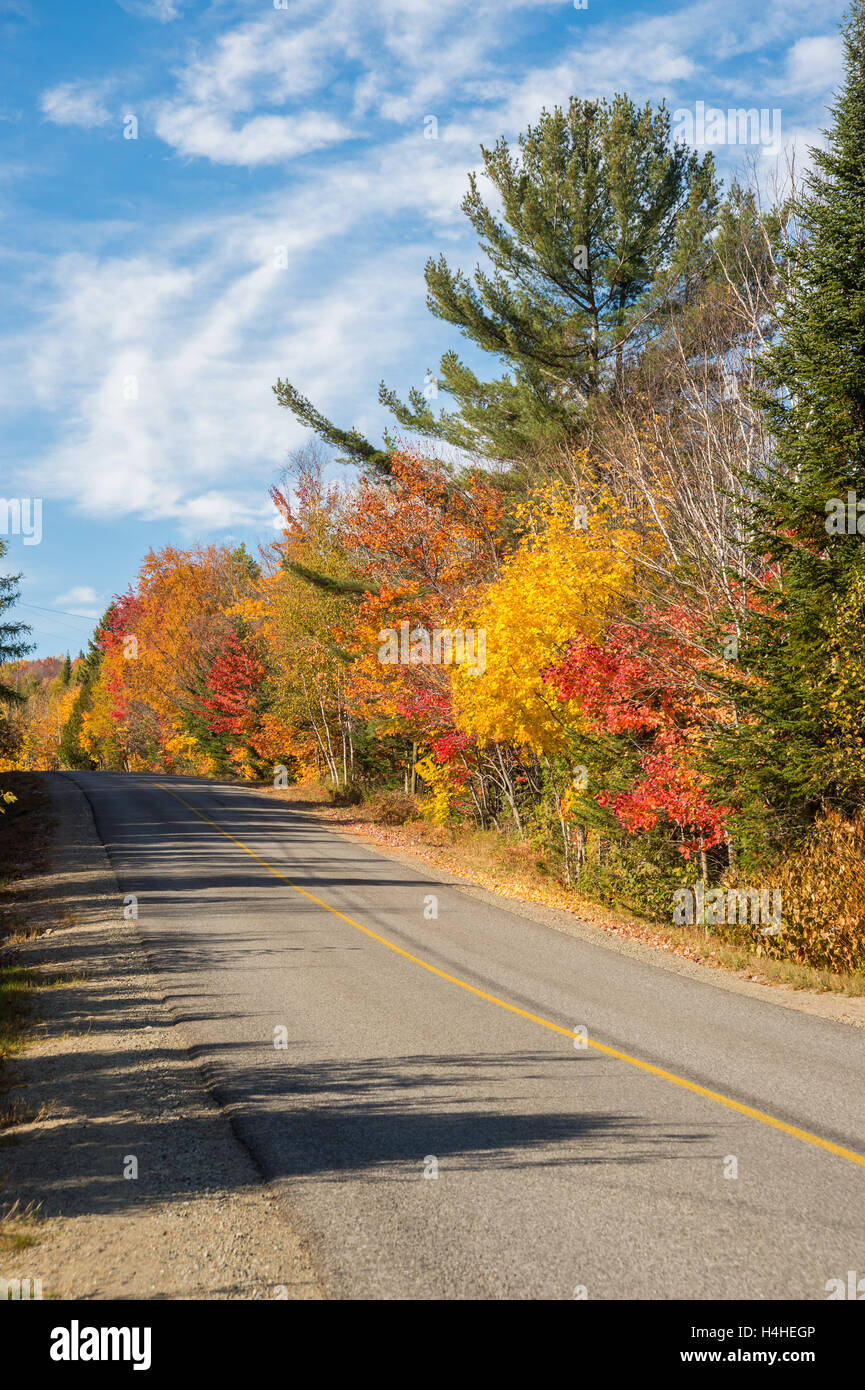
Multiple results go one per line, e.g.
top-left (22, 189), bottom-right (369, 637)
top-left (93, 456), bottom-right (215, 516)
top-left (148, 11), bottom-right (346, 165)
top-left (786, 35), bottom-right (844, 92)
top-left (54, 585), bottom-right (98, 604)
top-left (148, 2), bottom-right (558, 167)
top-left (40, 81), bottom-right (112, 128)
top-left (118, 0), bottom-right (182, 19)
top-left (52, 585), bottom-right (102, 617)
top-left (14, 193), bottom-right (448, 529)
top-left (154, 105), bottom-right (350, 166)
top-left (174, 15), bottom-right (336, 111)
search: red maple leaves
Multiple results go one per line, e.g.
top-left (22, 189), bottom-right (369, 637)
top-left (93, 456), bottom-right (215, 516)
top-left (200, 631), bottom-right (265, 737)
top-left (544, 616), bottom-right (728, 854)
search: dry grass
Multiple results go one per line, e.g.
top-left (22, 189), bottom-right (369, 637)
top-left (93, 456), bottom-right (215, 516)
top-left (0, 1199), bottom-right (42, 1254)
top-left (0, 1097), bottom-right (48, 1132)
top-left (739, 812), bottom-right (865, 974)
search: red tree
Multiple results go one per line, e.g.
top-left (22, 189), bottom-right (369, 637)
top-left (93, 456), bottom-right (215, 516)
top-left (545, 615), bottom-right (728, 854)
top-left (200, 631), bottom-right (265, 737)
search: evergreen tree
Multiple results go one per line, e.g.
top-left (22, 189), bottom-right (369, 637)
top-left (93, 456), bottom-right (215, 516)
top-left (383, 96), bottom-right (716, 461)
top-left (58, 627), bottom-right (107, 770)
top-left (0, 540), bottom-right (32, 706)
top-left (60, 651), bottom-right (72, 685)
top-left (274, 96), bottom-right (717, 471)
top-left (715, 0), bottom-right (865, 854)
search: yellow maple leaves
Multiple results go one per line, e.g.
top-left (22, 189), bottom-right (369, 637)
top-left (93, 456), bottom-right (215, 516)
top-left (453, 486), bottom-right (642, 754)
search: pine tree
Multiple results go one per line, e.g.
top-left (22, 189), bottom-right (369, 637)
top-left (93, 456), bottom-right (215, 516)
top-left (274, 96), bottom-right (717, 471)
top-left (716, 0), bottom-right (865, 855)
top-left (0, 540), bottom-right (32, 705)
top-left (60, 651), bottom-right (72, 685)
top-left (383, 96), bottom-right (716, 460)
top-left (58, 627), bottom-right (107, 769)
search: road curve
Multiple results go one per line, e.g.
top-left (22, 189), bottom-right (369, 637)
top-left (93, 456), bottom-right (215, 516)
top-left (69, 771), bottom-right (865, 1300)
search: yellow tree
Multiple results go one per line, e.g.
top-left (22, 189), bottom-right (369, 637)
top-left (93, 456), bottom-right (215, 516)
top-left (257, 459), bottom-right (357, 786)
top-left (20, 678), bottom-right (78, 769)
top-left (454, 486), bottom-right (641, 754)
top-left (0, 662), bottom-right (78, 771)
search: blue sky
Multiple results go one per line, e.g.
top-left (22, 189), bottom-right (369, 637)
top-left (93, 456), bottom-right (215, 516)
top-left (0, 0), bottom-right (848, 656)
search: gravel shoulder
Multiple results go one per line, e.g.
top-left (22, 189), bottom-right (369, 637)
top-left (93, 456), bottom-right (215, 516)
top-left (0, 772), bottom-right (325, 1301)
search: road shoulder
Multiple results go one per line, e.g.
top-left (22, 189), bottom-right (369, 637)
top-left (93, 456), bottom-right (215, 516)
top-left (0, 772), bottom-right (325, 1300)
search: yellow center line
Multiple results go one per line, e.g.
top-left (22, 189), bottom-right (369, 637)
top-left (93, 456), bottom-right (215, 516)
top-left (157, 782), bottom-right (865, 1172)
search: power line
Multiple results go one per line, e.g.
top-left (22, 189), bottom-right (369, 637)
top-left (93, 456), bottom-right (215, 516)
top-left (16, 603), bottom-right (98, 624)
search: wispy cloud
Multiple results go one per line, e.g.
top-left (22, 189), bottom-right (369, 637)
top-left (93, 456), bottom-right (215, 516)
top-left (15, 214), bottom-right (441, 529)
top-left (41, 80), bottom-right (113, 128)
top-left (117, 0), bottom-right (183, 19)
top-left (52, 584), bottom-right (102, 617)
top-left (154, 106), bottom-right (351, 166)
top-left (785, 34), bottom-right (844, 92)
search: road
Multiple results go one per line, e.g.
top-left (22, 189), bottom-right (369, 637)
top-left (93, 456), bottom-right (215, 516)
top-left (70, 770), bottom-right (865, 1300)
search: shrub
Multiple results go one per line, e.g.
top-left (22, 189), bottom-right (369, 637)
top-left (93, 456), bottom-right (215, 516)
top-left (327, 782), bottom-right (364, 807)
top-left (734, 813), bottom-right (865, 974)
top-left (364, 789), bottom-right (419, 825)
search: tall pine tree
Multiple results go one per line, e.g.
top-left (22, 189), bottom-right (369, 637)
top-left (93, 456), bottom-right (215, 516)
top-left (274, 96), bottom-right (717, 472)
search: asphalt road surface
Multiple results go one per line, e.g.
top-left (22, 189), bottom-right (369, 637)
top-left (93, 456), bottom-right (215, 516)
top-left (70, 771), bottom-right (865, 1300)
